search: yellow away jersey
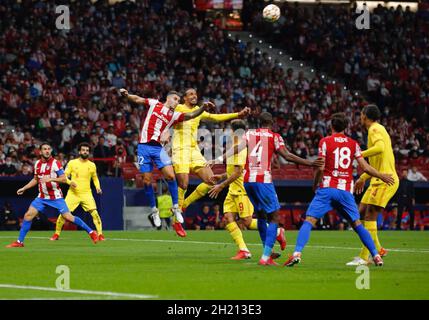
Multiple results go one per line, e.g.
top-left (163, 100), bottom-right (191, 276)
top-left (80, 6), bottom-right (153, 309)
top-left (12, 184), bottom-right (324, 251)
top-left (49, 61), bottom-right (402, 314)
top-left (172, 104), bottom-right (238, 149)
top-left (65, 159), bottom-right (100, 194)
top-left (364, 122), bottom-right (398, 185)
top-left (226, 148), bottom-right (247, 195)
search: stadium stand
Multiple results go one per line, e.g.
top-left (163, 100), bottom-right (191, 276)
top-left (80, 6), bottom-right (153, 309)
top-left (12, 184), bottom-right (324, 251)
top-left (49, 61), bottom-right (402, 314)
top-left (0, 0), bottom-right (428, 185)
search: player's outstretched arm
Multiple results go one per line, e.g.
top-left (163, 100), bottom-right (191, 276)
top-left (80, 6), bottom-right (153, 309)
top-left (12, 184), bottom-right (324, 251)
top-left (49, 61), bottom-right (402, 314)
top-left (208, 167), bottom-right (242, 199)
top-left (183, 101), bottom-right (214, 120)
top-left (119, 88), bottom-right (147, 105)
top-left (203, 107), bottom-right (251, 122)
top-left (17, 177), bottom-right (38, 195)
top-left (277, 148), bottom-right (324, 168)
top-left (355, 157), bottom-right (395, 194)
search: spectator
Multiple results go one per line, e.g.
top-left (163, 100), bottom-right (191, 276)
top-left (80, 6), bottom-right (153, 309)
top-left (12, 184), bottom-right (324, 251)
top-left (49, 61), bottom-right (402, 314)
top-left (0, 157), bottom-right (17, 176)
top-left (212, 203), bottom-right (225, 230)
top-left (0, 202), bottom-right (19, 231)
top-left (407, 166), bottom-right (428, 182)
top-left (93, 136), bottom-right (112, 176)
top-left (395, 169), bottom-right (416, 230)
top-left (195, 204), bottom-right (216, 230)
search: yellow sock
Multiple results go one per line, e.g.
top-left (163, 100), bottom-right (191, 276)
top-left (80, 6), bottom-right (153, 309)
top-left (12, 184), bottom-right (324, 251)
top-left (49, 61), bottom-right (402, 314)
top-left (226, 222), bottom-right (247, 251)
top-left (249, 219), bottom-right (258, 230)
top-left (178, 187), bottom-right (186, 209)
top-left (89, 210), bottom-right (103, 235)
top-left (183, 183), bottom-right (211, 209)
top-left (359, 221), bottom-right (380, 260)
top-left (55, 214), bottom-right (66, 235)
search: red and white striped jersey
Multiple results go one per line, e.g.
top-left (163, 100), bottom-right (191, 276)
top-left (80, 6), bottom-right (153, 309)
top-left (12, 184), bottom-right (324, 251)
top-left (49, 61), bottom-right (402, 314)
top-left (243, 129), bottom-right (286, 183)
top-left (34, 157), bottom-right (64, 199)
top-left (139, 99), bottom-right (185, 143)
top-left (318, 133), bottom-right (362, 193)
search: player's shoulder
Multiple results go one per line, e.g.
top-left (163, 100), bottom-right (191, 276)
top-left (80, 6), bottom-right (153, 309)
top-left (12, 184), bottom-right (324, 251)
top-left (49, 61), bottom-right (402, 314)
top-left (369, 122), bottom-right (385, 134)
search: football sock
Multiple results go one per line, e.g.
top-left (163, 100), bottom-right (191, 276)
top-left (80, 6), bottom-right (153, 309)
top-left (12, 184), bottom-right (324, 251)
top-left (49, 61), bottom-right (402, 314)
top-left (90, 210), bottom-right (103, 235)
top-left (183, 183), bottom-right (211, 209)
top-left (226, 222), bottom-right (247, 251)
top-left (262, 222), bottom-right (277, 260)
top-left (359, 220), bottom-right (380, 260)
top-left (295, 220), bottom-right (313, 253)
top-left (167, 179), bottom-right (179, 206)
top-left (73, 216), bottom-right (93, 234)
top-left (257, 218), bottom-right (267, 247)
top-left (55, 214), bottom-right (65, 236)
top-left (18, 220), bottom-right (32, 243)
top-left (144, 184), bottom-right (156, 208)
top-left (249, 219), bottom-right (258, 230)
top-left (355, 223), bottom-right (378, 258)
top-left (178, 187), bottom-right (186, 209)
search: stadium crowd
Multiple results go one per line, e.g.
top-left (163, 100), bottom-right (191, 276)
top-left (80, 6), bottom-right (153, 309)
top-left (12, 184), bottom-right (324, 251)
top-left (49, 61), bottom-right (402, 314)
top-left (0, 0), bottom-right (428, 179)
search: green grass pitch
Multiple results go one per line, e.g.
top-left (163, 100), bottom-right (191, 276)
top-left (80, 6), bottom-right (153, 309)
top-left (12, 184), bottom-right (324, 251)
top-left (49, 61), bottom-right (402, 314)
top-left (0, 230), bottom-right (428, 300)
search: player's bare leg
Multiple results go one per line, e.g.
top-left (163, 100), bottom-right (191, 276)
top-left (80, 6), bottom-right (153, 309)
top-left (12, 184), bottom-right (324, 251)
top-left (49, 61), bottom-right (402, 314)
top-left (225, 213), bottom-right (251, 260)
top-left (6, 206), bottom-right (39, 248)
top-left (176, 172), bottom-right (189, 209)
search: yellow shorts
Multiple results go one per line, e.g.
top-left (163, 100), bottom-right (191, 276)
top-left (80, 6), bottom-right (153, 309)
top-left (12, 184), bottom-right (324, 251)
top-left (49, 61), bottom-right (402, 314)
top-left (172, 146), bottom-right (207, 174)
top-left (65, 192), bottom-right (97, 212)
top-left (224, 193), bottom-right (254, 218)
top-left (361, 181), bottom-right (399, 208)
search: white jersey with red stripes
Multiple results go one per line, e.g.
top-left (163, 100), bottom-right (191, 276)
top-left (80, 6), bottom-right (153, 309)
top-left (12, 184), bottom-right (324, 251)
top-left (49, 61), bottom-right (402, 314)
top-left (243, 128), bottom-right (286, 183)
top-left (139, 99), bottom-right (185, 143)
top-left (34, 157), bottom-right (64, 199)
top-left (318, 133), bottom-right (362, 193)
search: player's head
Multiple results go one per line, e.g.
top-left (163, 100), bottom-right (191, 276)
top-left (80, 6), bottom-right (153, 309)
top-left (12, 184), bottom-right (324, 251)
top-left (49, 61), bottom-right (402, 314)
top-left (360, 104), bottom-right (381, 127)
top-left (78, 142), bottom-right (91, 160)
top-left (331, 112), bottom-right (349, 133)
top-left (184, 88), bottom-right (198, 106)
top-left (231, 119), bottom-right (246, 144)
top-left (165, 91), bottom-right (181, 109)
top-left (260, 112), bottom-right (273, 128)
top-left (39, 142), bottom-right (52, 160)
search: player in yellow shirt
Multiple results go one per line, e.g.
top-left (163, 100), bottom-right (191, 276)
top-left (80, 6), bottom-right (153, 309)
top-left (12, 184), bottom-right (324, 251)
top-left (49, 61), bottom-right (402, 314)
top-left (347, 105), bottom-right (399, 266)
top-left (50, 142), bottom-right (104, 241)
top-left (172, 88), bottom-right (250, 237)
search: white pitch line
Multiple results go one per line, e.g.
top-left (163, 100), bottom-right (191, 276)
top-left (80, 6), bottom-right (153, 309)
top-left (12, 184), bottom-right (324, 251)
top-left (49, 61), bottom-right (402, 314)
top-left (0, 284), bottom-right (157, 299)
top-left (0, 236), bottom-right (428, 254)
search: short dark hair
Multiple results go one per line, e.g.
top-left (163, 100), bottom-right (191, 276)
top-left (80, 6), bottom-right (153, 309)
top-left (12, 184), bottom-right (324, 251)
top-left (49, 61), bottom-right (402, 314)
top-left (167, 90), bottom-right (181, 97)
top-left (39, 142), bottom-right (51, 150)
top-left (78, 142), bottom-right (91, 152)
top-left (362, 104), bottom-right (381, 121)
top-left (231, 119), bottom-right (246, 131)
top-left (331, 113), bottom-right (349, 132)
top-left (260, 112), bottom-right (273, 126)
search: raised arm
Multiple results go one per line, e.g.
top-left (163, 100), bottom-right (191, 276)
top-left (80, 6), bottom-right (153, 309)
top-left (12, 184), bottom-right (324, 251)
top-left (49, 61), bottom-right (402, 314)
top-left (119, 88), bottom-right (147, 105)
top-left (183, 101), bottom-right (214, 120)
top-left (202, 107), bottom-right (251, 122)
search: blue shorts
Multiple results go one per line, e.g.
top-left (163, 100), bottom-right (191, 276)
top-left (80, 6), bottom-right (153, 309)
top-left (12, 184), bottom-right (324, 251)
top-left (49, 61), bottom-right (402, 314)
top-left (30, 197), bottom-right (69, 214)
top-left (244, 182), bottom-right (280, 214)
top-left (137, 143), bottom-right (172, 173)
top-left (306, 188), bottom-right (360, 222)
